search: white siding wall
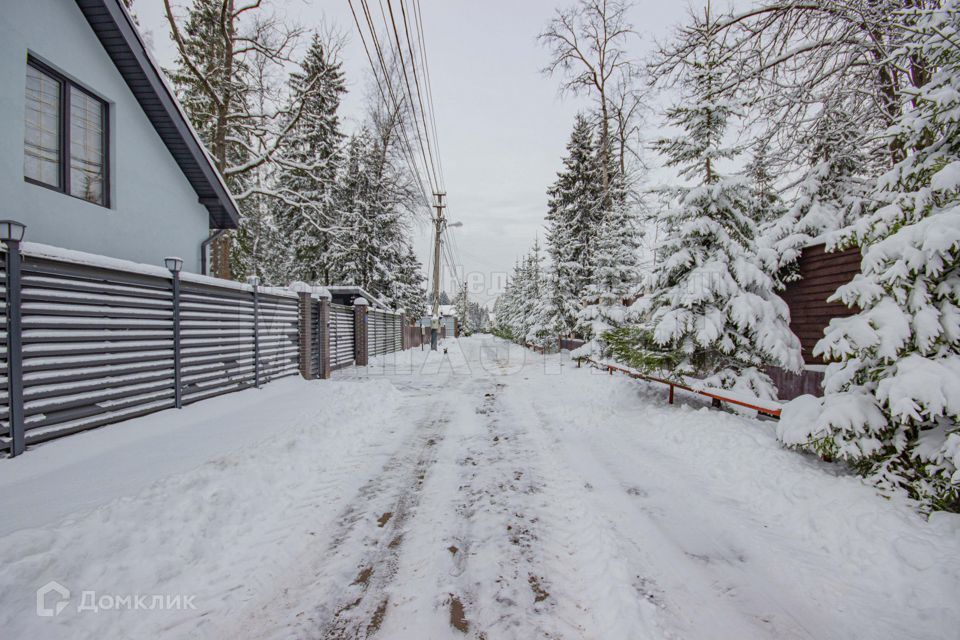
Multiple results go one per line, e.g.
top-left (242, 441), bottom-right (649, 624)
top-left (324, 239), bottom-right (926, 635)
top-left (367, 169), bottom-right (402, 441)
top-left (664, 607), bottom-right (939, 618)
top-left (0, 0), bottom-right (210, 272)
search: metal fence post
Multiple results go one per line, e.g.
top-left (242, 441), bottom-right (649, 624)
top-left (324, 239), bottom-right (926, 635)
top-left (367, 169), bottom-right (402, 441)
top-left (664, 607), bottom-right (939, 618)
top-left (164, 257), bottom-right (184, 408)
top-left (3, 224), bottom-right (26, 457)
top-left (248, 276), bottom-right (261, 388)
top-left (171, 268), bottom-right (182, 408)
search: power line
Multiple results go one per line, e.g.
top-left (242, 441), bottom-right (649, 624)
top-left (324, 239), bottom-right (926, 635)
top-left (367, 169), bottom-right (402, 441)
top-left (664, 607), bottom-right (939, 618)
top-left (397, 0), bottom-right (444, 191)
top-left (348, 0), bottom-right (434, 208)
top-left (411, 0), bottom-right (445, 189)
top-left (372, 0), bottom-right (439, 197)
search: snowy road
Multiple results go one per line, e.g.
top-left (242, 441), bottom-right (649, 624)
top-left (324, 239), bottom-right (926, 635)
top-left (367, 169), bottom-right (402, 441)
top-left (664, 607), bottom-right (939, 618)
top-left (1, 335), bottom-right (958, 639)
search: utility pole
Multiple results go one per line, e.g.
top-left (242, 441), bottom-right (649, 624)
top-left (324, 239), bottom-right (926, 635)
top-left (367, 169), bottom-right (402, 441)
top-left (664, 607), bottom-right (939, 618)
top-left (430, 192), bottom-right (446, 351)
top-left (461, 280), bottom-right (468, 337)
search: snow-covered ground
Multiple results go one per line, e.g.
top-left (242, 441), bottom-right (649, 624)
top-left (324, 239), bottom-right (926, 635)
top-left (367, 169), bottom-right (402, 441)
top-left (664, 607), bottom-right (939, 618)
top-left (1, 335), bottom-right (958, 639)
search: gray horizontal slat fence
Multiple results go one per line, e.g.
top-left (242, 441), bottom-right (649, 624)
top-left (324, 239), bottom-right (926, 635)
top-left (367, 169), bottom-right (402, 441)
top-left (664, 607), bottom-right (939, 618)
top-left (310, 297), bottom-right (322, 379)
top-left (367, 309), bottom-right (402, 357)
top-left (179, 279), bottom-right (255, 405)
top-left (11, 255), bottom-right (176, 447)
top-left (392, 314), bottom-right (402, 352)
top-left (330, 303), bottom-right (354, 369)
top-left (257, 292), bottom-right (299, 383)
top-left (0, 262), bottom-right (7, 454)
top-left (0, 246), bottom-right (303, 456)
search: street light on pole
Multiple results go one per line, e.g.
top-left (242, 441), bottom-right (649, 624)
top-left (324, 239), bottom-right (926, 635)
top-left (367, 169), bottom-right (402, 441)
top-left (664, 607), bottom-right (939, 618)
top-left (0, 221), bottom-right (26, 456)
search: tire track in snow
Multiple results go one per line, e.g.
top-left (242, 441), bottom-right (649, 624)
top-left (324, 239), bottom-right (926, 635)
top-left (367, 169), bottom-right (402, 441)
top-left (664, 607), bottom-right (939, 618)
top-left (309, 407), bottom-right (451, 640)
top-left (447, 379), bottom-right (559, 639)
top-left (519, 378), bottom-right (828, 640)
top-left (482, 379), bottom-right (667, 640)
top-left (432, 346), bottom-right (663, 639)
top-left (235, 383), bottom-right (459, 640)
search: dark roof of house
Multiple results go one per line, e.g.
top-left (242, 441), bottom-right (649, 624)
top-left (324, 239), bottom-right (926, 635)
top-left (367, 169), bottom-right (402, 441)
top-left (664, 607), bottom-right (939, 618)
top-left (326, 286), bottom-right (392, 310)
top-left (74, 0), bottom-right (239, 229)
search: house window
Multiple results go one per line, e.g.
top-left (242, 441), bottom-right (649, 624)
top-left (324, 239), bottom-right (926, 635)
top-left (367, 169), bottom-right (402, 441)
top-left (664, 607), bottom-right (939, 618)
top-left (24, 59), bottom-right (109, 207)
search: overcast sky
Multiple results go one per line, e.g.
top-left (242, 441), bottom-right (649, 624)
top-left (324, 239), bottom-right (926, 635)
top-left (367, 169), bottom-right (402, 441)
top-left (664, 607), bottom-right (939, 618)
top-left (135, 0), bottom-right (695, 305)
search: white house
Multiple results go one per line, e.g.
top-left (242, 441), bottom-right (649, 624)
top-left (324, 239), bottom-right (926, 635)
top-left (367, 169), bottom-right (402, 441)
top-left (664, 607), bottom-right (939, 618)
top-left (0, 0), bottom-right (239, 273)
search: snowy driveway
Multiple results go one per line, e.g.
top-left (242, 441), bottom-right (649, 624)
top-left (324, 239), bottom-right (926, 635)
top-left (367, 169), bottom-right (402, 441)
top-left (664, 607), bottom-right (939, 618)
top-left (1, 335), bottom-right (958, 639)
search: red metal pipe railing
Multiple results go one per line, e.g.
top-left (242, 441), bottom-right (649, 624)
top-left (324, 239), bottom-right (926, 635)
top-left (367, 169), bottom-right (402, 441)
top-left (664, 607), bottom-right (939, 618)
top-left (581, 358), bottom-right (782, 419)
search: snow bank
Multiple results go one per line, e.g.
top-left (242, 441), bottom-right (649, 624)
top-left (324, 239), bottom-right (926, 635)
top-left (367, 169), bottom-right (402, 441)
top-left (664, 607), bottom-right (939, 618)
top-left (0, 377), bottom-right (409, 639)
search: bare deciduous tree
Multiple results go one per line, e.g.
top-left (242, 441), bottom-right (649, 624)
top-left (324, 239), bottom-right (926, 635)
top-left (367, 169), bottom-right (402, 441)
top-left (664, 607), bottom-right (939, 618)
top-left (539, 0), bottom-right (642, 189)
top-left (163, 0), bottom-right (314, 278)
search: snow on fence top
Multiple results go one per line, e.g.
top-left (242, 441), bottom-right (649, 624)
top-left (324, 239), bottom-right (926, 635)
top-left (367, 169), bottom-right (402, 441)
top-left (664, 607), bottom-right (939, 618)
top-left (19, 242), bottom-right (297, 298)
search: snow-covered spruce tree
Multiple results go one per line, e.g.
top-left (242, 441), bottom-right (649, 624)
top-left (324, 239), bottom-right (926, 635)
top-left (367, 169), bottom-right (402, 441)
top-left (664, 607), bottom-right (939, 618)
top-left (493, 261), bottom-right (523, 341)
top-left (165, 0), bottom-right (304, 279)
top-left (530, 265), bottom-right (574, 345)
top-left (452, 285), bottom-right (470, 335)
top-left (389, 243), bottom-right (427, 318)
top-left (576, 172), bottom-right (643, 357)
top-left (545, 114), bottom-right (605, 333)
top-left (232, 176), bottom-right (289, 285)
top-left (759, 108), bottom-right (873, 286)
top-left (493, 248), bottom-right (545, 344)
top-left (519, 240), bottom-right (548, 345)
top-left (332, 127), bottom-right (407, 295)
top-left (607, 5), bottom-right (801, 399)
top-left (747, 143), bottom-right (785, 227)
top-left (274, 33), bottom-right (346, 284)
top-left (779, 4), bottom-right (960, 512)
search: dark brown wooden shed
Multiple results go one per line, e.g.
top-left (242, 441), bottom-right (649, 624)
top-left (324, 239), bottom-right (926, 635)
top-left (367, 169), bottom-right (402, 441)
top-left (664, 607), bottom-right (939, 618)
top-left (768, 243), bottom-right (862, 399)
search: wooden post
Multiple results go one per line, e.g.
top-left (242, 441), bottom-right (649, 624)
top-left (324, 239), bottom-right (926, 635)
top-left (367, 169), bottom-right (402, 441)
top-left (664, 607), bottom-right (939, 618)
top-left (668, 384), bottom-right (674, 405)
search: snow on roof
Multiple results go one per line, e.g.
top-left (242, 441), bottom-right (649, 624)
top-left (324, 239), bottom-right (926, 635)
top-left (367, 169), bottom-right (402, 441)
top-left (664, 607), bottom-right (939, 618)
top-left (326, 286), bottom-right (391, 310)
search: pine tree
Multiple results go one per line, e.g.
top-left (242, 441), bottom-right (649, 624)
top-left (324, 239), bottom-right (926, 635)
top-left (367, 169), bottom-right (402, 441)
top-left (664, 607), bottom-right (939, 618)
top-left (545, 114), bottom-right (605, 333)
top-left (274, 34), bottom-right (346, 284)
top-left (609, 5), bottom-right (801, 399)
top-left (519, 240), bottom-right (546, 344)
top-left (231, 177), bottom-right (288, 284)
top-left (778, 3), bottom-right (960, 511)
top-left (760, 109), bottom-right (872, 286)
top-left (165, 0), bottom-right (299, 279)
top-left (577, 173), bottom-right (642, 356)
top-left (389, 243), bottom-right (427, 317)
top-left (747, 143), bottom-right (785, 226)
top-left (494, 258), bottom-right (530, 342)
top-left (331, 129), bottom-right (378, 286)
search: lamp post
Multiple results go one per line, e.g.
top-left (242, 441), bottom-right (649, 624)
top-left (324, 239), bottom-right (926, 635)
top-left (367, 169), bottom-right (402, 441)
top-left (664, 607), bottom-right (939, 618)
top-left (0, 221), bottom-right (27, 456)
top-left (164, 257), bottom-right (183, 409)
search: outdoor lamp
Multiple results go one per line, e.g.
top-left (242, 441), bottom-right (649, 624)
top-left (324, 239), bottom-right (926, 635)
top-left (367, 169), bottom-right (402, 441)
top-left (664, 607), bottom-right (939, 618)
top-left (246, 275), bottom-right (261, 287)
top-left (0, 220), bottom-right (27, 243)
top-left (164, 256), bottom-right (183, 273)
